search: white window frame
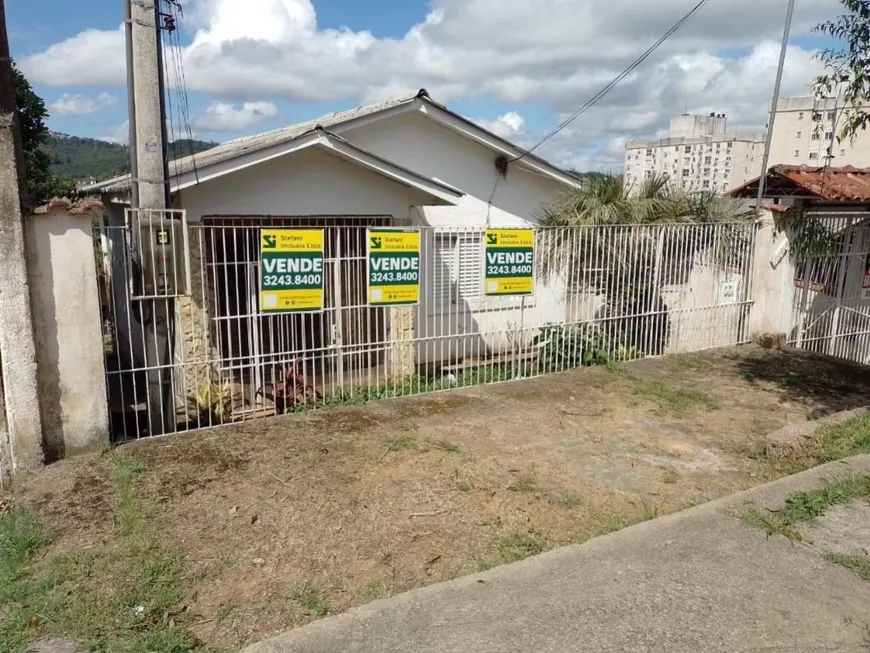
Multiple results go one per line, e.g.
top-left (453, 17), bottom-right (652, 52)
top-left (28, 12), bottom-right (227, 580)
top-left (429, 232), bottom-right (535, 316)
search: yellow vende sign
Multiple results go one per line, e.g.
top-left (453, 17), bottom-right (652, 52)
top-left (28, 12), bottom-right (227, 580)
top-left (484, 228), bottom-right (535, 296)
top-left (367, 229), bottom-right (421, 306)
top-left (259, 229), bottom-right (325, 313)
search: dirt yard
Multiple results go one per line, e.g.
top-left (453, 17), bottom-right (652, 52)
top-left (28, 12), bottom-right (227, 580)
top-left (6, 345), bottom-right (870, 652)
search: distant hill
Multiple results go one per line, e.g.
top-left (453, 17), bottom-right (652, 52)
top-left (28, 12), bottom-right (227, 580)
top-left (568, 170), bottom-right (610, 182)
top-left (48, 133), bottom-right (218, 183)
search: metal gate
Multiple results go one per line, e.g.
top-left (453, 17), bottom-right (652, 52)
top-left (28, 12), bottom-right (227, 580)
top-left (788, 210), bottom-right (870, 365)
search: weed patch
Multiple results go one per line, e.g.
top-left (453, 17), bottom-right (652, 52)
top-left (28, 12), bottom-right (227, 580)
top-left (386, 436), bottom-right (417, 452)
top-left (596, 501), bottom-right (660, 536)
top-left (608, 367), bottom-right (718, 414)
top-left (741, 475), bottom-right (870, 541)
top-left (662, 470), bottom-right (680, 484)
top-left (0, 454), bottom-right (209, 653)
top-left (476, 536), bottom-right (545, 572)
top-left (433, 441), bottom-right (461, 454)
top-left (289, 581), bottom-right (328, 617)
top-left (825, 553), bottom-right (870, 581)
top-left (507, 474), bottom-right (541, 494)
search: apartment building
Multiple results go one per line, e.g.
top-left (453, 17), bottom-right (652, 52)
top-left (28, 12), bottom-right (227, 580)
top-left (624, 113), bottom-right (764, 194)
top-left (768, 96), bottom-right (870, 168)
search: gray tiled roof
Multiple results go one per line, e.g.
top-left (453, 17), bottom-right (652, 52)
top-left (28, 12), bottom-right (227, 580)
top-left (86, 92), bottom-right (421, 194)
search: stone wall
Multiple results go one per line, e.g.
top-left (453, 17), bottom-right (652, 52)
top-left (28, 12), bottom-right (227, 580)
top-left (389, 305), bottom-right (416, 379)
top-left (175, 227), bottom-right (219, 411)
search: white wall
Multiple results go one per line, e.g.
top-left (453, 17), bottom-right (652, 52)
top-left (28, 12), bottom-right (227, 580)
top-left (26, 209), bottom-right (109, 458)
top-left (180, 147), bottom-right (423, 222)
top-left (661, 263), bottom-right (746, 354)
top-left (344, 112), bottom-right (573, 363)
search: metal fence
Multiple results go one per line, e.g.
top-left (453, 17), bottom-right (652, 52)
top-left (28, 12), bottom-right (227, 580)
top-left (789, 211), bottom-right (870, 365)
top-left (95, 218), bottom-right (757, 441)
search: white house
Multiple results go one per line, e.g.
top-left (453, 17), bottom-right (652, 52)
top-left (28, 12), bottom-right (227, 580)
top-left (87, 90), bottom-right (579, 419)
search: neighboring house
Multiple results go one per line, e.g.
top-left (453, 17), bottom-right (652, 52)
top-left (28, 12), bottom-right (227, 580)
top-left (86, 90), bottom-right (579, 409)
top-left (624, 113), bottom-right (764, 194)
top-left (732, 165), bottom-right (870, 363)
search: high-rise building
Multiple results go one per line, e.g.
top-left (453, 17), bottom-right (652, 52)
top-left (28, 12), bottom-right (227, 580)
top-left (767, 96), bottom-right (870, 168)
top-left (624, 113), bottom-right (764, 194)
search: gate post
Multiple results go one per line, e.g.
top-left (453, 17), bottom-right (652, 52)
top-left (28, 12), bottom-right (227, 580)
top-left (747, 208), bottom-right (795, 341)
top-left (0, 113), bottom-right (44, 478)
top-left (389, 305), bottom-right (416, 379)
top-left (26, 200), bottom-right (109, 459)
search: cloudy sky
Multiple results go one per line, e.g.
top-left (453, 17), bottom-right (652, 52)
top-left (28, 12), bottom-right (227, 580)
top-left (8, 0), bottom-right (842, 171)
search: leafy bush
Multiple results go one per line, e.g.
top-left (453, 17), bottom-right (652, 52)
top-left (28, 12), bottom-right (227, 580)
top-left (535, 324), bottom-right (615, 372)
top-left (188, 382), bottom-right (233, 425)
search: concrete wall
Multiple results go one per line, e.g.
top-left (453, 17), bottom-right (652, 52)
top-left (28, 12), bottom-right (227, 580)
top-left (26, 207), bottom-right (109, 459)
top-left (0, 114), bottom-right (43, 477)
top-left (662, 262), bottom-right (746, 354)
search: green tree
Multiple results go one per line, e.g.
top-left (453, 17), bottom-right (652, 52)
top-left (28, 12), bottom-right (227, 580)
top-left (813, 0), bottom-right (870, 143)
top-left (12, 63), bottom-right (76, 205)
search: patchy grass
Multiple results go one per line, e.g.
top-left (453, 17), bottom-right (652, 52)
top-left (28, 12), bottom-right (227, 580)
top-left (742, 475), bottom-right (870, 541)
top-left (547, 490), bottom-right (581, 508)
top-left (669, 357), bottom-right (713, 373)
top-left (608, 366), bottom-right (718, 414)
top-left (289, 582), bottom-right (328, 618)
top-left (386, 436), bottom-right (417, 452)
top-left (9, 345), bottom-right (870, 651)
top-left (453, 479), bottom-right (473, 492)
top-left (433, 440), bottom-right (462, 454)
top-left (761, 413), bottom-right (870, 477)
top-left (507, 474), bottom-right (541, 494)
top-left (0, 454), bottom-right (209, 653)
top-left (629, 377), bottom-right (719, 414)
top-left (596, 501), bottom-right (660, 536)
top-left (662, 470), bottom-right (680, 485)
top-left (476, 536), bottom-right (546, 572)
top-left (825, 553), bottom-right (870, 581)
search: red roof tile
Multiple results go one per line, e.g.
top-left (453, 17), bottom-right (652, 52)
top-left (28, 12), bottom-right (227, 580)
top-left (732, 165), bottom-right (870, 202)
top-left (33, 198), bottom-right (105, 216)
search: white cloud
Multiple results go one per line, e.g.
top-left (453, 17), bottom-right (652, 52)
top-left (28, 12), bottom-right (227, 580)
top-left (474, 111), bottom-right (526, 138)
top-left (20, 0), bottom-right (841, 168)
top-left (48, 92), bottom-right (117, 117)
top-left (191, 101), bottom-right (280, 132)
top-left (20, 25), bottom-right (125, 86)
top-left (99, 121), bottom-right (129, 145)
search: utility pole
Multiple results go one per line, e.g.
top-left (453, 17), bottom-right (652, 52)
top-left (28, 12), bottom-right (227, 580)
top-left (755, 0), bottom-right (796, 211)
top-left (0, 0), bottom-right (46, 472)
top-left (127, 0), bottom-right (174, 434)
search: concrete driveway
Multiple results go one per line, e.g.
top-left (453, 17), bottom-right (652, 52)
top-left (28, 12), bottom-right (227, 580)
top-left (243, 456), bottom-right (870, 653)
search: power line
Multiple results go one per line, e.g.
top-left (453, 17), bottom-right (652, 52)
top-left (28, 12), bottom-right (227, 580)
top-left (166, 0), bottom-right (200, 183)
top-left (511, 0), bottom-right (713, 163)
top-left (158, 0), bottom-right (199, 187)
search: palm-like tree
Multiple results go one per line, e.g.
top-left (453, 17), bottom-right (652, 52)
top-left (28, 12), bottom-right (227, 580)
top-left (539, 173), bottom-right (748, 227)
top-left (536, 174), bottom-right (752, 357)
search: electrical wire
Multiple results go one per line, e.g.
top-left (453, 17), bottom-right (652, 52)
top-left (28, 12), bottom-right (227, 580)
top-left (158, 0), bottom-right (199, 191)
top-left (510, 0), bottom-right (713, 163)
top-left (166, 0), bottom-right (200, 184)
top-left (160, 15), bottom-right (180, 186)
